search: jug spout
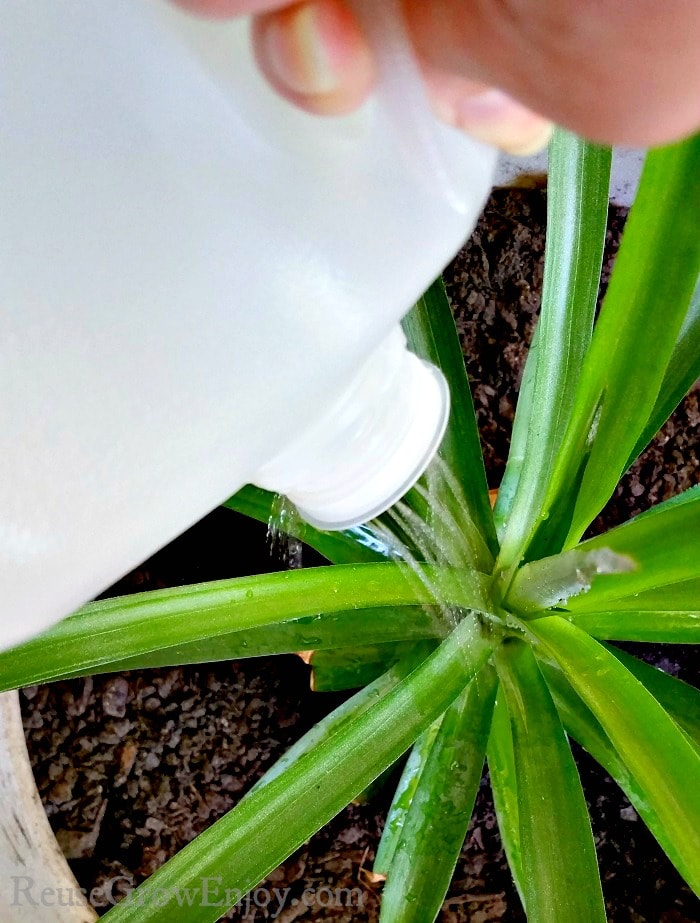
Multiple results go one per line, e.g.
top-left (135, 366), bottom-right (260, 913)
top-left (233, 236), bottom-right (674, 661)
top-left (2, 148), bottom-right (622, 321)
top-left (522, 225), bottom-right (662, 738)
top-left (254, 327), bottom-right (449, 529)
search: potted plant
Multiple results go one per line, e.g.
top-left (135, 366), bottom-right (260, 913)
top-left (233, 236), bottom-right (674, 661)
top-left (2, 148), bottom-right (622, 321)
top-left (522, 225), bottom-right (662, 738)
top-left (1, 128), bottom-right (698, 922)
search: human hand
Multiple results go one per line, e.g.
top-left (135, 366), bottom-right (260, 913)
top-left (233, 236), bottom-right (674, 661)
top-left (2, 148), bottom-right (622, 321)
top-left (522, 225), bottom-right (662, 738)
top-left (173, 0), bottom-right (700, 152)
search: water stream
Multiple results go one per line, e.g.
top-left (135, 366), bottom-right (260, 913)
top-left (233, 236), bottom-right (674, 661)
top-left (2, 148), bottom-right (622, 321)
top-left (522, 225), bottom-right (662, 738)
top-left (266, 493), bottom-right (304, 570)
top-left (267, 455), bottom-right (487, 656)
top-left (370, 455), bottom-right (483, 646)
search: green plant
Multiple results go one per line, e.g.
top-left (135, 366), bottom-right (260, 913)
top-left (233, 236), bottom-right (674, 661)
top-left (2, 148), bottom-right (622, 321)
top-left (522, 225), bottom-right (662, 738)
top-left (2, 128), bottom-right (699, 922)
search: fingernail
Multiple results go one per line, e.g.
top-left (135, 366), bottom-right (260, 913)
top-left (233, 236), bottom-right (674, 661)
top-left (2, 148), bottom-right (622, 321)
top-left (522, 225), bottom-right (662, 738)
top-left (509, 120), bottom-right (555, 156)
top-left (258, 3), bottom-right (341, 97)
top-left (438, 88), bottom-right (553, 155)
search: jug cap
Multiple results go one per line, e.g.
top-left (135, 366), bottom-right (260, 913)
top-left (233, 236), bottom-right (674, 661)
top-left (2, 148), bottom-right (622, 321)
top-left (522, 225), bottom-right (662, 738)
top-left (254, 327), bottom-right (450, 529)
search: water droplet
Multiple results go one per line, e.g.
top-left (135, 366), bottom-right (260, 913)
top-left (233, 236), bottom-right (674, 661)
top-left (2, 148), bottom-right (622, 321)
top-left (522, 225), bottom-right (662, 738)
top-left (267, 494), bottom-right (304, 569)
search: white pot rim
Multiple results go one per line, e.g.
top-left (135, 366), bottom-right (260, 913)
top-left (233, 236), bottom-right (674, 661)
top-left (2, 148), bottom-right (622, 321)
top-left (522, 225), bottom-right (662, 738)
top-left (496, 146), bottom-right (644, 207)
top-left (0, 691), bottom-right (97, 922)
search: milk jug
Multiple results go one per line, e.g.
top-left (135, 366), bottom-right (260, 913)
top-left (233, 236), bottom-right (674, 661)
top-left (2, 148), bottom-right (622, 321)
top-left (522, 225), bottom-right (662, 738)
top-left (0, 0), bottom-right (496, 648)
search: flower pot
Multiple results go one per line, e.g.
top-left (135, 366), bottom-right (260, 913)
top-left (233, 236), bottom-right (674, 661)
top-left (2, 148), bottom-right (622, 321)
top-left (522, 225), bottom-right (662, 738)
top-left (495, 147), bottom-right (643, 205)
top-left (0, 692), bottom-right (97, 921)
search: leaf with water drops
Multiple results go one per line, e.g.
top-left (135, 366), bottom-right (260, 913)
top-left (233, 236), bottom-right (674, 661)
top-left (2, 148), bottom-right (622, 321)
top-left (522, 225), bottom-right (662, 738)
top-left (379, 666), bottom-right (497, 923)
top-left (0, 563), bottom-right (489, 691)
top-left (528, 616), bottom-right (700, 894)
top-left (496, 131), bottom-right (611, 567)
top-left (373, 720), bottom-right (443, 876)
top-left (522, 135), bottom-right (700, 559)
top-left (538, 652), bottom-right (700, 889)
top-left (509, 484), bottom-right (700, 616)
top-left (486, 689), bottom-right (527, 908)
top-left (497, 639), bottom-right (606, 923)
top-left (224, 484), bottom-right (389, 564)
top-left (100, 616), bottom-right (496, 923)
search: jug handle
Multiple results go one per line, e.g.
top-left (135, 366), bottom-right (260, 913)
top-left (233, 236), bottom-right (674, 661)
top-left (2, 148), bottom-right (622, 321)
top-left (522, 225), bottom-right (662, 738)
top-left (347, 0), bottom-right (488, 213)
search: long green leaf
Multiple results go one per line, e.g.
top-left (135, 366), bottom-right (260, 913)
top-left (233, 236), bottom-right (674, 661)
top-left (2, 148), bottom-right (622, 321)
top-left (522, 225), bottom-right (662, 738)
top-left (486, 690), bottom-right (526, 908)
top-left (568, 610), bottom-right (700, 644)
top-left (0, 563), bottom-right (488, 691)
top-left (374, 720), bottom-right (443, 876)
top-left (537, 656), bottom-right (700, 890)
top-left (379, 667), bottom-right (497, 923)
top-left (509, 485), bottom-right (700, 615)
top-left (523, 135), bottom-right (700, 560)
top-left (101, 616), bottom-right (495, 923)
top-left (402, 277), bottom-right (497, 559)
top-left (565, 568), bottom-right (700, 642)
top-left (527, 615), bottom-right (700, 893)
top-left (493, 323), bottom-right (538, 539)
top-left (626, 274), bottom-right (700, 467)
top-left (568, 574), bottom-right (700, 613)
top-left (55, 606), bottom-right (436, 679)
top-left (600, 645), bottom-right (700, 745)
top-left (497, 639), bottom-right (605, 923)
top-left (496, 131), bottom-right (611, 570)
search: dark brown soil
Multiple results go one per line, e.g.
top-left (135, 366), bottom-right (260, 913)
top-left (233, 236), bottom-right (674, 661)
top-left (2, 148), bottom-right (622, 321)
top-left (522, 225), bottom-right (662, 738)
top-left (22, 189), bottom-right (699, 922)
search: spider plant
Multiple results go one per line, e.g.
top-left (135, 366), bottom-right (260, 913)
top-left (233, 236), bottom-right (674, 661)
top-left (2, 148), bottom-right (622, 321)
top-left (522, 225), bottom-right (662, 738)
top-left (2, 127), bottom-right (699, 923)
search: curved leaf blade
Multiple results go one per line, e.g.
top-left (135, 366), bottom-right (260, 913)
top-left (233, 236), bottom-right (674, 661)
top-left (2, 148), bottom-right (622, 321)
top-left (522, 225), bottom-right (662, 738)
top-left (374, 720), bottom-right (443, 876)
top-left (509, 485), bottom-right (700, 614)
top-left (524, 135), bottom-right (700, 559)
top-left (379, 667), bottom-right (497, 923)
top-left (569, 574), bottom-right (700, 613)
top-left (537, 655), bottom-right (700, 890)
top-left (497, 131), bottom-right (612, 569)
top-left (563, 562), bottom-right (700, 643)
top-left (486, 690), bottom-right (526, 908)
top-left (497, 639), bottom-right (605, 923)
top-left (75, 607), bottom-right (436, 678)
top-left (600, 645), bottom-right (700, 745)
top-left (101, 616), bottom-right (495, 923)
top-left (567, 609), bottom-right (700, 644)
top-left (528, 616), bottom-right (700, 894)
top-left (626, 275), bottom-right (700, 467)
top-left (249, 651), bottom-right (427, 796)
top-left (0, 563), bottom-right (488, 691)
top-left (493, 322), bottom-right (538, 539)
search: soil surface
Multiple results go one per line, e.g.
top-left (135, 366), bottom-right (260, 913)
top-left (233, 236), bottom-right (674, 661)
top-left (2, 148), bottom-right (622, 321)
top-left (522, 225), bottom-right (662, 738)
top-left (22, 189), bottom-right (699, 922)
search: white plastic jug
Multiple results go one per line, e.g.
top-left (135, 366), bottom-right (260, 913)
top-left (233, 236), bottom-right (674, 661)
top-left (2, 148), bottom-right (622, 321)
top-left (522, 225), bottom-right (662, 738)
top-left (0, 0), bottom-right (496, 650)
